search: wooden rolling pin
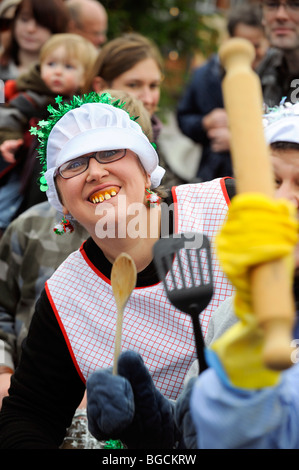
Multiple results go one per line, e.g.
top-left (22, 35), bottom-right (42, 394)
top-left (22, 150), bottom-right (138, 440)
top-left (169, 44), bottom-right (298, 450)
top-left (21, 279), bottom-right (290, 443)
top-left (219, 38), bottom-right (295, 370)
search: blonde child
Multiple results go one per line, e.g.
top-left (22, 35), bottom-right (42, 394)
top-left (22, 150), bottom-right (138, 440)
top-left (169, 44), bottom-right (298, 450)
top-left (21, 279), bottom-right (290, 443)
top-left (0, 33), bottom-right (97, 233)
top-left (1, 33), bottom-right (98, 162)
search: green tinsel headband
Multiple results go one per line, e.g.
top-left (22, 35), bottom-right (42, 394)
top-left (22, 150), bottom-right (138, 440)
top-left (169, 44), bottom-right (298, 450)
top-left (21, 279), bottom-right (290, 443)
top-left (29, 92), bottom-right (143, 192)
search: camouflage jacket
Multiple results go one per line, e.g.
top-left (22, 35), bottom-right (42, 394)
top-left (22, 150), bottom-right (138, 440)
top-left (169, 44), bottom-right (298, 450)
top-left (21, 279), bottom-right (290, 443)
top-left (0, 201), bottom-right (88, 370)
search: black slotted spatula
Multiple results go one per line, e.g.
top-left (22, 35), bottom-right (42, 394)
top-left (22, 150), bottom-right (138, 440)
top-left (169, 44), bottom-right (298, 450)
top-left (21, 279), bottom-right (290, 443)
top-left (153, 232), bottom-right (213, 374)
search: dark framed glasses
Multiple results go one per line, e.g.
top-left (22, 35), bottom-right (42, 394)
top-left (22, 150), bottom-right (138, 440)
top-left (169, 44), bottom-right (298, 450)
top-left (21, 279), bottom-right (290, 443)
top-left (262, 1), bottom-right (299, 12)
top-left (58, 149), bottom-right (127, 179)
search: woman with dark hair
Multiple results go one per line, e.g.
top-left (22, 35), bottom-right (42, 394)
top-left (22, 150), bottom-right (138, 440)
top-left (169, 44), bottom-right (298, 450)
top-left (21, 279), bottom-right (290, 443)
top-left (0, 0), bottom-right (70, 81)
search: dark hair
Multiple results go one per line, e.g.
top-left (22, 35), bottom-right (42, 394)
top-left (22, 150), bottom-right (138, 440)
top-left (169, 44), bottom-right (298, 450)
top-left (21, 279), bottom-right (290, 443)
top-left (227, 4), bottom-right (264, 37)
top-left (1, 0), bottom-right (70, 66)
top-left (270, 141), bottom-right (299, 151)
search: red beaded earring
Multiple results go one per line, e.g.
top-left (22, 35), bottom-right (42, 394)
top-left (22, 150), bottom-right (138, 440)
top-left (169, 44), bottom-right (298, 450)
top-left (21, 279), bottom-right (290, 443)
top-left (145, 188), bottom-right (161, 207)
top-left (53, 216), bottom-right (74, 235)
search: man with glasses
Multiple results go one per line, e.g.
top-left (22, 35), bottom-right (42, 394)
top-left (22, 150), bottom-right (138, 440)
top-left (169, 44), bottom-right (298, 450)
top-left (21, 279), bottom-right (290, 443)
top-left (257, 0), bottom-right (299, 106)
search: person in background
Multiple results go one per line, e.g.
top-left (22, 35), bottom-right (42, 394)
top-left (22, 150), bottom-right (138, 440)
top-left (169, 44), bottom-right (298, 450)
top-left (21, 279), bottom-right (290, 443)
top-left (256, 0), bottom-right (299, 106)
top-left (87, 32), bottom-right (185, 187)
top-left (0, 91), bottom-right (234, 448)
top-left (0, 0), bottom-right (20, 58)
top-left (66, 0), bottom-right (108, 49)
top-left (0, 33), bottom-right (97, 234)
top-left (176, 3), bottom-right (269, 183)
top-left (0, 0), bottom-right (70, 81)
top-left (227, 3), bottom-right (269, 70)
top-left (190, 100), bottom-right (299, 449)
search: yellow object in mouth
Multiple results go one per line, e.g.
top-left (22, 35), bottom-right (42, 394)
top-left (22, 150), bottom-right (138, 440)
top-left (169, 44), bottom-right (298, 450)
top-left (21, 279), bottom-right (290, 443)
top-left (89, 187), bottom-right (118, 204)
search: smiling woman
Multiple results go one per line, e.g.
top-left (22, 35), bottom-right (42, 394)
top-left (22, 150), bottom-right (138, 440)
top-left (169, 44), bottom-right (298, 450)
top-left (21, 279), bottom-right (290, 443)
top-left (260, 0), bottom-right (299, 65)
top-left (48, 95), bottom-right (161, 247)
top-left (0, 91), bottom-right (235, 449)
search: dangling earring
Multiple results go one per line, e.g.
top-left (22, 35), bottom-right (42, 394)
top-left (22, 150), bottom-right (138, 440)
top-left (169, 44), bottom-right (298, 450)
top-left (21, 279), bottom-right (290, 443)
top-left (53, 215), bottom-right (74, 235)
top-left (145, 188), bottom-right (161, 207)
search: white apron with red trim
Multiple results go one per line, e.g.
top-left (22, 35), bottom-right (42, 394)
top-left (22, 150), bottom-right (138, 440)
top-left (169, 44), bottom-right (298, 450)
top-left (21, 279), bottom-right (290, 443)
top-left (46, 178), bottom-right (234, 399)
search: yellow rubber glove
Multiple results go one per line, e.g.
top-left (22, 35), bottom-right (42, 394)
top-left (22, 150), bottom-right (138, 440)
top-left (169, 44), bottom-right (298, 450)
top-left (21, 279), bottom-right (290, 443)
top-left (210, 193), bottom-right (298, 389)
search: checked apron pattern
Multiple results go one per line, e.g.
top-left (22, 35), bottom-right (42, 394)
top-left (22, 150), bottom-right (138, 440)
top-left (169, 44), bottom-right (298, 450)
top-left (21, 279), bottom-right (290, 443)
top-left (46, 178), bottom-right (234, 399)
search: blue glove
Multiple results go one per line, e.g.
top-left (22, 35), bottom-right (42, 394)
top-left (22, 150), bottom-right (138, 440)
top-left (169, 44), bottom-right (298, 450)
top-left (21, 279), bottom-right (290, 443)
top-left (86, 351), bottom-right (180, 449)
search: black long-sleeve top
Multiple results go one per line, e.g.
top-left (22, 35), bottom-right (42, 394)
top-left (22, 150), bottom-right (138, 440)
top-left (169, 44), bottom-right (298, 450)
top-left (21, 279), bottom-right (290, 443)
top-left (0, 236), bottom-right (164, 448)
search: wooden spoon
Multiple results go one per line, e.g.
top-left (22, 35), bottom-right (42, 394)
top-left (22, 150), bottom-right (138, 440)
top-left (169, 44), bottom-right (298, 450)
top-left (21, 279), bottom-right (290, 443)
top-left (111, 253), bottom-right (137, 374)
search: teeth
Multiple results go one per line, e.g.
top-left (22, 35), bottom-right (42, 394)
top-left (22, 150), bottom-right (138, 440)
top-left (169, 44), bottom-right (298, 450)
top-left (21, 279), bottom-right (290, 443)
top-left (90, 188), bottom-right (118, 204)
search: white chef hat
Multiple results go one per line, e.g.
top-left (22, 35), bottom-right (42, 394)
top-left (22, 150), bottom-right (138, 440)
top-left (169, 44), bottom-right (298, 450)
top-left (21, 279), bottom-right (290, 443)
top-left (264, 100), bottom-right (299, 145)
top-left (31, 93), bottom-right (165, 213)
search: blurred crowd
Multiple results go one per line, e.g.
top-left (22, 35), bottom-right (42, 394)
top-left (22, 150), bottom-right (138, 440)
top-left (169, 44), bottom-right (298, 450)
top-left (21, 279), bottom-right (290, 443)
top-left (0, 0), bottom-right (274, 235)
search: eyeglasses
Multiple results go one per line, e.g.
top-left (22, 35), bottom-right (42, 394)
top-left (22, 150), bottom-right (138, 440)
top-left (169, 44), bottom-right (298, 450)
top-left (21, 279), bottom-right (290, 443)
top-left (262, 1), bottom-right (299, 13)
top-left (58, 149), bottom-right (127, 179)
